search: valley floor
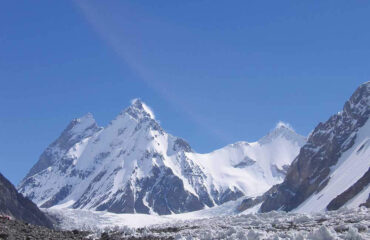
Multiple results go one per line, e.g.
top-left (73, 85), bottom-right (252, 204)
top-left (0, 216), bottom-right (90, 240)
top-left (43, 204), bottom-right (370, 240)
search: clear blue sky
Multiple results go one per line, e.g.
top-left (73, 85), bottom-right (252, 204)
top-left (1, 1), bottom-right (369, 185)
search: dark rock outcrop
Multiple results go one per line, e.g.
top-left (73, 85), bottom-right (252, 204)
top-left (73, 165), bottom-right (206, 215)
top-left (260, 82), bottom-right (370, 212)
top-left (359, 195), bottom-right (370, 208)
top-left (41, 185), bottom-right (72, 208)
top-left (0, 216), bottom-right (89, 240)
top-left (327, 167), bottom-right (370, 210)
top-left (237, 196), bottom-right (263, 212)
top-left (0, 173), bottom-right (53, 228)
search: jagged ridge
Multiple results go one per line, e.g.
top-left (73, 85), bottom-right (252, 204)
top-left (18, 100), bottom-right (305, 215)
top-left (260, 82), bottom-right (370, 213)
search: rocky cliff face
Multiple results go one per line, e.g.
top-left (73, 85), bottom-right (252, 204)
top-left (18, 100), bottom-right (305, 215)
top-left (0, 173), bottom-right (52, 228)
top-left (260, 82), bottom-right (370, 213)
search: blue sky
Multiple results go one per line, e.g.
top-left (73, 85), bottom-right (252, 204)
top-left (1, 1), bottom-right (369, 185)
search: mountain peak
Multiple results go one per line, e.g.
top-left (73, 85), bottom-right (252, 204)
top-left (261, 81), bottom-right (370, 213)
top-left (123, 98), bottom-right (155, 120)
top-left (131, 98), bottom-right (144, 108)
top-left (342, 81), bottom-right (370, 117)
top-left (71, 112), bottom-right (95, 125)
top-left (78, 112), bottom-right (94, 121)
top-left (259, 122), bottom-right (306, 145)
top-left (19, 101), bottom-right (307, 215)
top-left (69, 113), bottom-right (99, 135)
top-left (275, 121), bottom-right (294, 131)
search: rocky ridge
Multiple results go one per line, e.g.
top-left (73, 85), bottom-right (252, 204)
top-left (0, 173), bottom-right (53, 228)
top-left (18, 100), bottom-right (305, 215)
top-left (260, 82), bottom-right (370, 212)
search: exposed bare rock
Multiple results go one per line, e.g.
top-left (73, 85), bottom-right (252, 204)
top-left (260, 82), bottom-right (370, 212)
top-left (0, 173), bottom-right (53, 228)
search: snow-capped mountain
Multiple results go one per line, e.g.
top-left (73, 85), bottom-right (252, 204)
top-left (24, 113), bottom-right (102, 181)
top-left (260, 81), bottom-right (370, 213)
top-left (186, 122), bottom-right (306, 203)
top-left (18, 99), bottom-right (305, 215)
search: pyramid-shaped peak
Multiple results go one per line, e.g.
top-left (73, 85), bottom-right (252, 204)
top-left (131, 98), bottom-right (144, 108)
top-left (342, 81), bottom-right (370, 117)
top-left (352, 81), bottom-right (370, 100)
top-left (125, 98), bottom-right (155, 119)
top-left (77, 112), bottom-right (95, 122)
top-left (259, 122), bottom-right (306, 145)
top-left (72, 112), bottom-right (96, 127)
top-left (67, 112), bottom-right (100, 135)
top-left (274, 121), bottom-right (294, 131)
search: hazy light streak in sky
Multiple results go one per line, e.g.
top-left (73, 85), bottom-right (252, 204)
top-left (74, 1), bottom-right (234, 144)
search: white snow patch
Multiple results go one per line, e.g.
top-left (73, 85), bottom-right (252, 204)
top-left (296, 118), bottom-right (370, 213)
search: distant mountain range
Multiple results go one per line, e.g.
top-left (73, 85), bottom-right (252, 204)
top-left (11, 81), bottom-right (370, 219)
top-left (18, 100), bottom-right (305, 215)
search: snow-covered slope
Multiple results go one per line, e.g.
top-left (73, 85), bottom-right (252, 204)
top-left (261, 81), bottom-right (370, 213)
top-left (18, 99), bottom-right (305, 215)
top-left (18, 113), bottom-right (102, 207)
top-left (187, 123), bottom-right (306, 200)
top-left (295, 118), bottom-right (370, 213)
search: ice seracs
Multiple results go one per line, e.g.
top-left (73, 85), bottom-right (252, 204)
top-left (18, 100), bottom-right (306, 215)
top-left (45, 202), bottom-right (370, 239)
